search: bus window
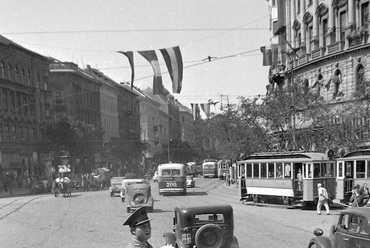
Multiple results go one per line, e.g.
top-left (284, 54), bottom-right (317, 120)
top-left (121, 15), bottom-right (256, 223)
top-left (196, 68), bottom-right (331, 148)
top-left (314, 163), bottom-right (321, 177)
top-left (356, 160), bottom-right (366, 178)
top-left (284, 163), bottom-right (291, 177)
top-left (261, 163), bottom-right (267, 178)
top-left (246, 163), bottom-right (252, 178)
top-left (268, 163), bottom-right (274, 178)
top-left (253, 163), bottom-right (259, 178)
top-left (276, 163), bottom-right (283, 178)
top-left (172, 169), bottom-right (181, 176)
top-left (162, 169), bottom-right (171, 176)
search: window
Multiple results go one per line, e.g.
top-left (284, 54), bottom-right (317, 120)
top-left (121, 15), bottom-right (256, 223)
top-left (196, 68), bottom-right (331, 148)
top-left (276, 163), bottom-right (283, 178)
top-left (339, 11), bottom-right (347, 41)
top-left (322, 19), bottom-right (328, 47)
top-left (308, 25), bottom-right (313, 50)
top-left (297, 0), bottom-right (300, 14)
top-left (361, 2), bottom-right (369, 26)
top-left (357, 65), bottom-right (365, 90)
top-left (268, 163), bottom-right (274, 178)
top-left (253, 163), bottom-right (259, 178)
top-left (284, 163), bottom-right (291, 177)
top-left (356, 160), bottom-right (366, 178)
top-left (261, 163), bottom-right (267, 178)
top-left (0, 62), bottom-right (4, 78)
top-left (245, 163), bottom-right (251, 178)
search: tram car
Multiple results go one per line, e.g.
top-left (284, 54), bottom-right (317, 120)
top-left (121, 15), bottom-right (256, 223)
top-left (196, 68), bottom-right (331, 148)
top-left (217, 159), bottom-right (231, 179)
top-left (335, 149), bottom-right (370, 204)
top-left (202, 159), bottom-right (218, 178)
top-left (237, 151), bottom-right (336, 208)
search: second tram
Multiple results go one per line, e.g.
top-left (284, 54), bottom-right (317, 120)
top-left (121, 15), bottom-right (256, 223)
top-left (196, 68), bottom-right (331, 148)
top-left (217, 159), bottom-right (231, 179)
top-left (237, 151), bottom-right (336, 207)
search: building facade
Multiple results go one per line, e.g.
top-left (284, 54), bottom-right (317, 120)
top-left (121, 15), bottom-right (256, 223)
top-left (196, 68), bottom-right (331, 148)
top-left (0, 35), bottom-right (53, 186)
top-left (267, 0), bottom-right (370, 149)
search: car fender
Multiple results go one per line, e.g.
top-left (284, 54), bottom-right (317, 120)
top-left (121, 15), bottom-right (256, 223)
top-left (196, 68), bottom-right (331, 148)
top-left (308, 236), bottom-right (332, 248)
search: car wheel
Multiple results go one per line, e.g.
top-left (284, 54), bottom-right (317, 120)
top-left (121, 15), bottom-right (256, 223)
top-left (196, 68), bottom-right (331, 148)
top-left (195, 224), bottom-right (225, 248)
top-left (127, 207), bottom-right (130, 213)
top-left (110, 192), bottom-right (114, 197)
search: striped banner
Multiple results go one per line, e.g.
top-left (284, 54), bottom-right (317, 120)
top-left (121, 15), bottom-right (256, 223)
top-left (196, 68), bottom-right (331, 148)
top-left (118, 51), bottom-right (135, 89)
top-left (138, 50), bottom-right (163, 95)
top-left (160, 46), bottom-right (183, 94)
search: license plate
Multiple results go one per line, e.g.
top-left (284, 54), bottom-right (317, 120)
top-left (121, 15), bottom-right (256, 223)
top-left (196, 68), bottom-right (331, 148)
top-left (182, 233), bottom-right (191, 244)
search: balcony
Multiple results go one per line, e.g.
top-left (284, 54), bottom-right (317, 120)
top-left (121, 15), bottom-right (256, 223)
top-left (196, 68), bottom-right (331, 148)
top-left (347, 26), bottom-right (368, 48)
top-left (327, 41), bottom-right (344, 54)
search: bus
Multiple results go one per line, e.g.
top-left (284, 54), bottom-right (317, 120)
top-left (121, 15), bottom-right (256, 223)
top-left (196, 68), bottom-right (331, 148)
top-left (157, 163), bottom-right (187, 195)
top-left (217, 159), bottom-right (231, 179)
top-left (202, 159), bottom-right (218, 178)
top-left (335, 149), bottom-right (370, 204)
top-left (237, 151), bottom-right (336, 208)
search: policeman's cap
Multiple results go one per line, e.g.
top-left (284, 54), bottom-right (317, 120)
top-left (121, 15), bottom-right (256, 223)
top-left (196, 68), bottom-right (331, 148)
top-left (123, 206), bottom-right (151, 227)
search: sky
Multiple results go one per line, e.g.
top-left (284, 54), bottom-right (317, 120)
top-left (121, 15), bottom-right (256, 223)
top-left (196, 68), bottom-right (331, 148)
top-left (0, 0), bottom-right (271, 111)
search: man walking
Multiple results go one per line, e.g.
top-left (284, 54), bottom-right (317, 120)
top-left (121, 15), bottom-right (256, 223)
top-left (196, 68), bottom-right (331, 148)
top-left (317, 183), bottom-right (330, 215)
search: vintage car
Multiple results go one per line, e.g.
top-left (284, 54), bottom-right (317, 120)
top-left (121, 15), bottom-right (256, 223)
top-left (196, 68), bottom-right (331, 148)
top-left (109, 176), bottom-right (126, 197)
top-left (308, 208), bottom-right (370, 248)
top-left (163, 205), bottom-right (239, 248)
top-left (120, 178), bottom-right (149, 202)
top-left (153, 171), bottom-right (159, 183)
top-left (186, 175), bottom-right (195, 188)
top-left (126, 182), bottom-right (154, 213)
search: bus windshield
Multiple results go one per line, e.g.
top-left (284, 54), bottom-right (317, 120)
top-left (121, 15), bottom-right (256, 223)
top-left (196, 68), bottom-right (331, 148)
top-left (162, 169), bottom-right (181, 176)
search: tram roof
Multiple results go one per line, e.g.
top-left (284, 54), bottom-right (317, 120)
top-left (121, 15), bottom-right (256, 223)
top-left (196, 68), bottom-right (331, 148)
top-left (239, 152), bottom-right (331, 162)
top-left (341, 149), bottom-right (370, 159)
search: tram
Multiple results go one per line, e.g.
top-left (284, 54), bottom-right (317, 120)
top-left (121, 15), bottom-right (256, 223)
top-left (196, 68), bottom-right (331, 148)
top-left (237, 151), bottom-right (336, 208)
top-left (202, 159), bottom-right (218, 178)
top-left (335, 149), bottom-right (370, 204)
top-left (217, 159), bottom-right (231, 179)
top-left (157, 163), bottom-right (187, 195)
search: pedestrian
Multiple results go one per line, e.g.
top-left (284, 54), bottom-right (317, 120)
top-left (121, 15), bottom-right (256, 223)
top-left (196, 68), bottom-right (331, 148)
top-left (123, 206), bottom-right (153, 248)
top-left (360, 183), bottom-right (370, 206)
top-left (226, 172), bottom-right (230, 186)
top-left (317, 183), bottom-right (330, 215)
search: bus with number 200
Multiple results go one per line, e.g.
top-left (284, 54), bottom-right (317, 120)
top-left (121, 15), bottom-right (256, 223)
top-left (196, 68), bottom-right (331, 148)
top-left (157, 163), bottom-right (187, 196)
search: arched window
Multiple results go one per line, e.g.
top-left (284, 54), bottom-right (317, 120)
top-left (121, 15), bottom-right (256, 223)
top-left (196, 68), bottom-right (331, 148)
top-left (7, 63), bottom-right (12, 80)
top-left (0, 61), bottom-right (4, 78)
top-left (356, 64), bottom-right (365, 90)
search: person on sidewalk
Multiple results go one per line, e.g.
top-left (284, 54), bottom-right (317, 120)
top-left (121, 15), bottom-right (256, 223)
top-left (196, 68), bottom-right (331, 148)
top-left (317, 183), bottom-right (330, 215)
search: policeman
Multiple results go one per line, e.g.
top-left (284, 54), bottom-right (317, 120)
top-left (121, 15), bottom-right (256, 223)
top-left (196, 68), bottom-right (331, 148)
top-left (124, 206), bottom-right (153, 248)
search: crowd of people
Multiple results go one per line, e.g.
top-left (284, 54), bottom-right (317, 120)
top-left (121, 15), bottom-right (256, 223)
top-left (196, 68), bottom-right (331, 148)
top-left (350, 183), bottom-right (370, 207)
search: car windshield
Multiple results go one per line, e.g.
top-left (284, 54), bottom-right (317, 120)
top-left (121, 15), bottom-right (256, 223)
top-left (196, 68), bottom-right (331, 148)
top-left (111, 178), bottom-right (124, 184)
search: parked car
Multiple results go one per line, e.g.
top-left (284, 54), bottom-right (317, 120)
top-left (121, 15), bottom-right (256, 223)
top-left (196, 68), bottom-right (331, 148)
top-left (186, 175), bottom-right (195, 188)
top-left (120, 179), bottom-right (149, 202)
top-left (162, 205), bottom-right (239, 248)
top-left (109, 177), bottom-right (126, 197)
top-left (153, 171), bottom-right (159, 183)
top-left (125, 182), bottom-right (154, 213)
top-left (308, 208), bottom-right (370, 248)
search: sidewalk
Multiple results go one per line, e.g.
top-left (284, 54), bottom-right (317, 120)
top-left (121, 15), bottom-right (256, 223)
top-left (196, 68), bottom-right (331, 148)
top-left (0, 185), bottom-right (31, 198)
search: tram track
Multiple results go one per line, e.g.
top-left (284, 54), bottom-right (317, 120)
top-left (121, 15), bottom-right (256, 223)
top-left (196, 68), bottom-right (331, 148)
top-left (0, 196), bottom-right (45, 220)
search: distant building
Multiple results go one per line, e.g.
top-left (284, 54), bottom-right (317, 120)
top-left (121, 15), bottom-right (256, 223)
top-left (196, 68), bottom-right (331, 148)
top-left (176, 100), bottom-right (194, 145)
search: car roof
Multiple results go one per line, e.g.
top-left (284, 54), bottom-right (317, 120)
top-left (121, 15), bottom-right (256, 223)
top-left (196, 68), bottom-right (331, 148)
top-left (341, 208), bottom-right (370, 218)
top-left (174, 205), bottom-right (233, 215)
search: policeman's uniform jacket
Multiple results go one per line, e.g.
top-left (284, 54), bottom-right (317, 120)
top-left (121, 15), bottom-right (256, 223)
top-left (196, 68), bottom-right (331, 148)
top-left (126, 237), bottom-right (153, 248)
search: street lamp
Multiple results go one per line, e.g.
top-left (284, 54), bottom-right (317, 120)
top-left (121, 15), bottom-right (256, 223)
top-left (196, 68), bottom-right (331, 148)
top-left (274, 26), bottom-right (300, 150)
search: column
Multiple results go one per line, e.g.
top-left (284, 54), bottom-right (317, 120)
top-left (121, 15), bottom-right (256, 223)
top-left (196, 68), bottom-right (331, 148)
top-left (291, 0), bottom-right (296, 48)
top-left (301, 0), bottom-right (306, 54)
top-left (327, 1), bottom-right (336, 44)
top-left (312, 0), bottom-right (319, 50)
top-left (348, 0), bottom-right (356, 29)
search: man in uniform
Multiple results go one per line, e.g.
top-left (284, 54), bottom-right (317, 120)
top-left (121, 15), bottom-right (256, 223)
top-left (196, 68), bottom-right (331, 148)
top-left (317, 183), bottom-right (330, 215)
top-left (124, 206), bottom-right (153, 248)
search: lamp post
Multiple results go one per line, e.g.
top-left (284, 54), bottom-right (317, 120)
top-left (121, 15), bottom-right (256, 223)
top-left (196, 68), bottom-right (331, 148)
top-left (274, 26), bottom-right (300, 150)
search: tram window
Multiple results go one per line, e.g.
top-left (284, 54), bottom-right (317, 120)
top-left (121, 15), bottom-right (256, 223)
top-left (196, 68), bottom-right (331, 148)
top-left (308, 164), bottom-right (313, 178)
top-left (276, 163), bottom-right (283, 178)
top-left (261, 163), bottom-right (267, 178)
top-left (320, 163), bottom-right (327, 177)
top-left (314, 163), bottom-right (321, 177)
top-left (246, 163), bottom-right (252, 178)
top-left (284, 163), bottom-right (291, 177)
top-left (356, 160), bottom-right (366, 178)
top-left (268, 163), bottom-right (274, 178)
top-left (327, 162), bottom-right (335, 177)
top-left (253, 163), bottom-right (259, 178)
top-left (338, 162), bottom-right (343, 177)
top-left (345, 162), bottom-right (354, 178)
